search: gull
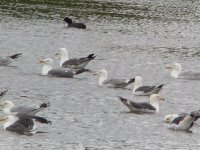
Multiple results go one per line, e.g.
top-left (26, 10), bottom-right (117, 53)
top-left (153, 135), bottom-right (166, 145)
top-left (119, 94), bottom-right (165, 113)
top-left (0, 53), bottom-right (22, 66)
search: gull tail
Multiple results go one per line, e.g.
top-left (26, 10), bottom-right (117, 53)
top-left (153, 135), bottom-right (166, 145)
top-left (36, 131), bottom-right (48, 134)
top-left (117, 96), bottom-right (128, 103)
top-left (157, 84), bottom-right (166, 89)
top-left (40, 102), bottom-right (50, 108)
top-left (9, 53), bottom-right (22, 59)
top-left (28, 102), bottom-right (50, 115)
top-left (127, 78), bottom-right (135, 84)
top-left (87, 54), bottom-right (96, 60)
top-left (74, 68), bottom-right (91, 75)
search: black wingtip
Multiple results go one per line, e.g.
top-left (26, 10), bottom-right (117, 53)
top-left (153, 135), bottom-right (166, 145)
top-left (87, 54), bottom-right (96, 59)
top-left (9, 53), bottom-right (22, 59)
top-left (0, 90), bottom-right (8, 97)
top-left (128, 78), bottom-right (135, 84)
top-left (157, 84), bottom-right (166, 88)
top-left (117, 96), bottom-right (127, 102)
top-left (40, 102), bottom-right (50, 108)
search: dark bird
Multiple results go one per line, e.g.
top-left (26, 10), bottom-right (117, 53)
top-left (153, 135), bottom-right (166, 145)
top-left (64, 17), bottom-right (86, 29)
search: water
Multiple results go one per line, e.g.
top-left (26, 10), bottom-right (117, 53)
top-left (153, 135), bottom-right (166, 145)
top-left (0, 0), bottom-right (200, 149)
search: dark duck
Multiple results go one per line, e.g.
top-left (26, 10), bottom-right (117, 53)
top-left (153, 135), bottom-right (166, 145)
top-left (63, 17), bottom-right (86, 29)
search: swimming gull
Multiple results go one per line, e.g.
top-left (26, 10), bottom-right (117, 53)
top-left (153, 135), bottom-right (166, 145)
top-left (63, 17), bottom-right (86, 29)
top-left (0, 53), bottom-right (22, 66)
top-left (118, 94), bottom-right (164, 113)
top-left (39, 58), bottom-right (75, 78)
top-left (133, 76), bottom-right (165, 96)
top-left (0, 100), bottom-right (50, 117)
top-left (164, 113), bottom-right (188, 123)
top-left (94, 69), bottom-right (135, 88)
top-left (0, 115), bottom-right (51, 136)
top-left (167, 110), bottom-right (200, 131)
top-left (166, 63), bottom-right (200, 80)
top-left (55, 48), bottom-right (95, 69)
top-left (0, 90), bottom-right (8, 99)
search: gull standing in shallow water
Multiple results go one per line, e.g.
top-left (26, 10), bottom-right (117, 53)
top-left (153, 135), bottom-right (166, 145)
top-left (167, 110), bottom-right (200, 131)
top-left (94, 69), bottom-right (135, 88)
top-left (55, 48), bottom-right (95, 69)
top-left (118, 94), bottom-right (165, 113)
top-left (0, 100), bottom-right (50, 117)
top-left (166, 63), bottom-right (200, 80)
top-left (133, 76), bottom-right (165, 96)
top-left (0, 53), bottom-right (22, 66)
top-left (0, 115), bottom-right (51, 136)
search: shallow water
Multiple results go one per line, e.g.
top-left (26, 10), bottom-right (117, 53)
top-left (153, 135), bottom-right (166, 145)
top-left (0, 0), bottom-right (200, 150)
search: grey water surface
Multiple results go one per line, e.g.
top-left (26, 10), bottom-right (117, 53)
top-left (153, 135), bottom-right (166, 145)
top-left (0, 0), bottom-right (200, 149)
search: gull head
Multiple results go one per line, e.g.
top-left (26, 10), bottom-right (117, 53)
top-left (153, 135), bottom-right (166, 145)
top-left (135, 76), bottom-right (142, 83)
top-left (55, 48), bottom-right (68, 57)
top-left (150, 94), bottom-right (165, 102)
top-left (150, 94), bottom-right (165, 113)
top-left (0, 100), bottom-right (14, 109)
top-left (164, 114), bottom-right (177, 123)
top-left (39, 58), bottom-right (53, 65)
top-left (165, 63), bottom-right (182, 78)
top-left (93, 69), bottom-right (107, 77)
top-left (0, 115), bottom-right (16, 123)
top-left (166, 63), bottom-right (182, 71)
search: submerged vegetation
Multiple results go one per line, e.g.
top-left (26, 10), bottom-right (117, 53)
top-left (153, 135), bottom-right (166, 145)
top-left (0, 0), bottom-right (199, 22)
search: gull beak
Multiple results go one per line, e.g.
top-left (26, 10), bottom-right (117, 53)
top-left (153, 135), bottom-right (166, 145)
top-left (165, 64), bottom-right (173, 69)
top-left (159, 96), bottom-right (165, 101)
top-left (0, 116), bottom-right (7, 122)
top-left (39, 60), bottom-right (45, 64)
top-left (55, 52), bottom-right (60, 57)
top-left (92, 71), bottom-right (99, 76)
top-left (0, 102), bottom-right (4, 106)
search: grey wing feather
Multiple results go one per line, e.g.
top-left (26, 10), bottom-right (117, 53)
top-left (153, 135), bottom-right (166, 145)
top-left (181, 71), bottom-right (200, 80)
top-left (62, 58), bottom-right (88, 68)
top-left (135, 86), bottom-right (156, 93)
top-left (6, 119), bottom-right (34, 135)
top-left (11, 106), bottom-right (37, 114)
top-left (103, 79), bottom-right (127, 87)
top-left (170, 116), bottom-right (184, 125)
top-left (48, 69), bottom-right (74, 78)
top-left (130, 101), bottom-right (156, 110)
